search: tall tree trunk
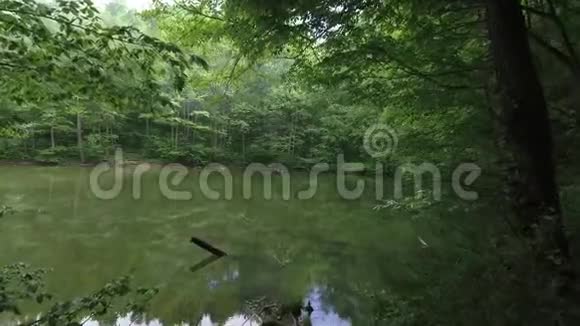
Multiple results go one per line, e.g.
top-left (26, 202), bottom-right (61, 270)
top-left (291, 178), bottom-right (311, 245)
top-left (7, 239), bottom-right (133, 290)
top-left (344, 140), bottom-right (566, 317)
top-left (175, 124), bottom-right (179, 149)
top-left (77, 112), bottom-right (85, 163)
top-left (242, 132), bottom-right (246, 162)
top-left (486, 0), bottom-right (576, 322)
top-left (30, 125), bottom-right (35, 151)
top-left (170, 125), bottom-right (175, 149)
top-left (192, 113), bottom-right (197, 145)
top-left (50, 126), bottom-right (55, 149)
top-left (185, 108), bottom-right (191, 143)
top-left (105, 124), bottom-right (112, 158)
top-left (212, 121), bottom-right (218, 150)
top-left (145, 118), bottom-right (150, 138)
top-left (143, 118), bottom-right (151, 156)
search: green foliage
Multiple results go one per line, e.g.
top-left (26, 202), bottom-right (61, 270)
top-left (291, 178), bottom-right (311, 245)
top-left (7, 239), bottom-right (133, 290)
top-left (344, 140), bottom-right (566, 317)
top-left (2, 0), bottom-right (580, 324)
top-left (0, 0), bottom-right (210, 163)
top-left (0, 263), bottom-right (158, 326)
top-left (30, 276), bottom-right (156, 326)
top-left (0, 264), bottom-right (52, 316)
top-left (374, 190), bottom-right (437, 213)
top-left (34, 146), bottom-right (77, 163)
top-left (145, 136), bottom-right (209, 165)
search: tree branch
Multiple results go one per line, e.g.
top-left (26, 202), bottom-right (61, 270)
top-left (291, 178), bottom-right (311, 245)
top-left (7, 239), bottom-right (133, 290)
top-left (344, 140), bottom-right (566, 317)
top-left (545, 0), bottom-right (580, 67)
top-left (520, 1), bottom-right (580, 70)
top-left (176, 2), bottom-right (225, 21)
top-left (520, 5), bottom-right (552, 18)
top-left (361, 44), bottom-right (485, 90)
top-left (528, 30), bottom-right (577, 71)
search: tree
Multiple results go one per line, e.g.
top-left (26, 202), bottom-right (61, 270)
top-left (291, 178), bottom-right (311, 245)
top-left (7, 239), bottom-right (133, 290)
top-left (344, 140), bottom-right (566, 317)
top-left (165, 0), bottom-right (579, 321)
top-left (486, 0), bottom-right (577, 323)
top-left (0, 0), bottom-right (209, 162)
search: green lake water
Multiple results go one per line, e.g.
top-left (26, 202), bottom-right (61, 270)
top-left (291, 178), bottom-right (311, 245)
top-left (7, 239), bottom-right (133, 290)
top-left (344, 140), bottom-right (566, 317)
top-left (0, 165), bottom-right (453, 325)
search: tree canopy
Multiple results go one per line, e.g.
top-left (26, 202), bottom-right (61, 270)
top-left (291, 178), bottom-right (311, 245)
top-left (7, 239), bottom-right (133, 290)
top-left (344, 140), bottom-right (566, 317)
top-left (2, 0), bottom-right (580, 325)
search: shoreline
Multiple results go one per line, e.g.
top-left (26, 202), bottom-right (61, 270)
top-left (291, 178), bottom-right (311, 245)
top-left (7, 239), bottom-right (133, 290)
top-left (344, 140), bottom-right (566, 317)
top-left (0, 159), bottom-right (158, 168)
top-left (0, 159), bottom-right (380, 176)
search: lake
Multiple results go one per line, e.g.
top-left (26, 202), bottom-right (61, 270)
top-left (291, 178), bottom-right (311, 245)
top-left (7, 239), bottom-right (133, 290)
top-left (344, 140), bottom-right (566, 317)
top-left (0, 165), bottom-right (473, 325)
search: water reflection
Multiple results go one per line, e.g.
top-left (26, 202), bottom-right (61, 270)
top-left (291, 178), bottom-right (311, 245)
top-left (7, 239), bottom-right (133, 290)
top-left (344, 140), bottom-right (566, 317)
top-left (85, 287), bottom-right (352, 326)
top-left (307, 288), bottom-right (351, 326)
top-left (0, 166), bottom-right (430, 325)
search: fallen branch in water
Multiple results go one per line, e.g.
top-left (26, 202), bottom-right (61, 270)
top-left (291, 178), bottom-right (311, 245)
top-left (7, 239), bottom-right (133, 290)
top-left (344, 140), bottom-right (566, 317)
top-left (191, 237), bottom-right (228, 257)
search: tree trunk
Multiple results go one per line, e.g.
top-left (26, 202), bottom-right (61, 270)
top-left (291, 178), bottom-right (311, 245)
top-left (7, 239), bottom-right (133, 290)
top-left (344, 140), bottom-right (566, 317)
top-left (212, 122), bottom-right (218, 150)
top-left (77, 112), bottom-right (85, 163)
top-left (175, 124), bottom-right (179, 149)
top-left (192, 113), bottom-right (197, 145)
top-left (145, 118), bottom-right (150, 138)
top-left (31, 125), bottom-right (35, 151)
top-left (485, 0), bottom-right (576, 322)
top-left (106, 124), bottom-right (112, 158)
top-left (50, 126), bottom-right (55, 149)
top-left (242, 132), bottom-right (246, 162)
top-left (170, 125), bottom-right (175, 149)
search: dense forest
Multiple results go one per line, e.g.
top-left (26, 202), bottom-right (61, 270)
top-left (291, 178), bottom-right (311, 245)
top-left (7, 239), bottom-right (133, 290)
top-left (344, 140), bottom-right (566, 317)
top-left (2, 0), bottom-right (580, 325)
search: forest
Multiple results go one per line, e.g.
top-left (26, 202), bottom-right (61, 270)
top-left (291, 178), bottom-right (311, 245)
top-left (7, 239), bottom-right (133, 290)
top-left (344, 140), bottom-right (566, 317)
top-left (1, 0), bottom-right (580, 325)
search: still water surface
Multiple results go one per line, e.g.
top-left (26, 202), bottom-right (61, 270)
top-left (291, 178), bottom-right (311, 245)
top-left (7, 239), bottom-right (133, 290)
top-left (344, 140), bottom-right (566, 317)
top-left (0, 166), bottom-right (429, 325)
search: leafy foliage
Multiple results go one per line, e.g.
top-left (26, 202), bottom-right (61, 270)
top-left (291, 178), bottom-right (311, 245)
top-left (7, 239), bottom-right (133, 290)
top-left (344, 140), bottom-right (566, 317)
top-left (0, 263), bottom-right (158, 326)
top-left (0, 264), bottom-right (52, 316)
top-left (2, 0), bottom-right (580, 324)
